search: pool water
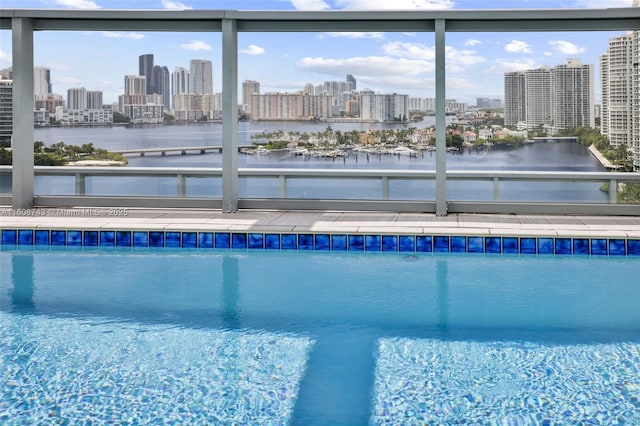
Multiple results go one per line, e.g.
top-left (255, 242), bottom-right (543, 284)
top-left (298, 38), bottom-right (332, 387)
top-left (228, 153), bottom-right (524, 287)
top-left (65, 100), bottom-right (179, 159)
top-left (1, 248), bottom-right (639, 425)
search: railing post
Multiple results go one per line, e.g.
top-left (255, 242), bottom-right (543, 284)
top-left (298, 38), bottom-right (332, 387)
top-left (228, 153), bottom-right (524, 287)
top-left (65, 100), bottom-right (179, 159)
top-left (435, 19), bottom-right (447, 216)
top-left (279, 175), bottom-right (287, 198)
top-left (11, 18), bottom-right (34, 209)
top-left (493, 177), bottom-right (500, 201)
top-left (382, 176), bottom-right (389, 200)
top-left (75, 173), bottom-right (86, 196)
top-left (222, 18), bottom-right (238, 213)
top-left (177, 174), bottom-right (186, 197)
top-left (608, 179), bottom-right (617, 204)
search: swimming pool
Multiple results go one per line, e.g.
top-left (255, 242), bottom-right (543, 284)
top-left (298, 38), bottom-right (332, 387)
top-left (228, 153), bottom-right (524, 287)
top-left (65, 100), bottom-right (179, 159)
top-left (1, 247), bottom-right (639, 425)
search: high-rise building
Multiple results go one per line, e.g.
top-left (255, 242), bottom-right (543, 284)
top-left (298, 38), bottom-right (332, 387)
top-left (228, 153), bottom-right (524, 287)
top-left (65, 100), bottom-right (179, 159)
top-left (360, 93), bottom-right (410, 122)
top-left (189, 59), bottom-right (213, 94)
top-left (633, 24), bottom-right (640, 171)
top-left (35, 94), bottom-right (64, 114)
top-left (477, 97), bottom-right (502, 109)
top-left (525, 67), bottom-right (553, 129)
top-left (504, 60), bottom-right (593, 133)
top-left (86, 91), bottom-right (103, 109)
top-left (250, 92), bottom-right (332, 120)
top-left (0, 79), bottom-right (12, 147)
top-left (346, 74), bottom-right (357, 91)
top-left (242, 80), bottom-right (260, 113)
top-left (304, 83), bottom-right (315, 95)
top-left (601, 34), bottom-right (633, 148)
top-left (0, 68), bottom-right (12, 79)
top-left (2, 67), bottom-right (51, 104)
top-left (34, 67), bottom-right (52, 100)
top-left (153, 65), bottom-right (171, 110)
top-left (409, 97), bottom-right (436, 112)
top-left (602, 0), bottom-right (639, 171)
top-left (172, 67), bottom-right (190, 96)
top-left (124, 75), bottom-right (147, 95)
top-left (504, 71), bottom-right (526, 127)
top-left (139, 54), bottom-right (155, 95)
top-left (552, 59), bottom-right (594, 130)
top-left (67, 87), bottom-right (87, 110)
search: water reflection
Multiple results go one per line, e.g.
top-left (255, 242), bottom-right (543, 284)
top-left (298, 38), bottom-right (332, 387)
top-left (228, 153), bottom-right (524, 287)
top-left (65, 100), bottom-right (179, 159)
top-left (437, 260), bottom-right (449, 336)
top-left (221, 255), bottom-right (240, 329)
top-left (10, 254), bottom-right (35, 312)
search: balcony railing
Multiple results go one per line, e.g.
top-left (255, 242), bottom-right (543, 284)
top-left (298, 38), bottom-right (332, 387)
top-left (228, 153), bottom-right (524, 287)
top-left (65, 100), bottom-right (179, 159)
top-left (1, 7), bottom-right (639, 215)
top-left (1, 166), bottom-right (638, 215)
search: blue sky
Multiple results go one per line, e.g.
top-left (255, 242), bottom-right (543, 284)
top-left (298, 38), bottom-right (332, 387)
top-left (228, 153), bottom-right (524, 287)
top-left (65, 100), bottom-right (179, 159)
top-left (0, 0), bottom-right (636, 105)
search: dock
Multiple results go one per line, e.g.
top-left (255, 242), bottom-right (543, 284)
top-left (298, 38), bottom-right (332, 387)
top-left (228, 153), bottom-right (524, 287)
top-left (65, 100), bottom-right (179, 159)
top-left (588, 145), bottom-right (622, 171)
top-left (112, 145), bottom-right (254, 157)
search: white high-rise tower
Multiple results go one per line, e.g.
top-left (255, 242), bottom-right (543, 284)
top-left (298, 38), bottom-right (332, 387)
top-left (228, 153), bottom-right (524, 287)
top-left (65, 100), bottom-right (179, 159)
top-left (189, 59), bottom-right (213, 94)
top-left (504, 60), bottom-right (594, 133)
top-left (601, 34), bottom-right (634, 148)
top-left (633, 0), bottom-right (640, 171)
top-left (242, 80), bottom-right (260, 113)
top-left (172, 67), bottom-right (190, 96)
top-left (552, 59), bottom-right (594, 131)
top-left (601, 0), bottom-right (639, 170)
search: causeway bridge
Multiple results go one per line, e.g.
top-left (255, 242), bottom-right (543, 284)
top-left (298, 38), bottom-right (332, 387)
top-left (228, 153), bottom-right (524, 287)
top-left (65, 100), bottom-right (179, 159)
top-left (112, 145), bottom-right (255, 157)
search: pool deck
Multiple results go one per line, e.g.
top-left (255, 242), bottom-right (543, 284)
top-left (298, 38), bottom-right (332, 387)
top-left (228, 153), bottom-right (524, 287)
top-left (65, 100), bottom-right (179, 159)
top-left (1, 207), bottom-right (640, 238)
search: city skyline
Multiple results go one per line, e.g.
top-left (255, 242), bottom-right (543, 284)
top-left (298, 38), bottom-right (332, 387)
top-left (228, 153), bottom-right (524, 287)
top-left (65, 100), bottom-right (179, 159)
top-left (0, 0), bottom-right (636, 105)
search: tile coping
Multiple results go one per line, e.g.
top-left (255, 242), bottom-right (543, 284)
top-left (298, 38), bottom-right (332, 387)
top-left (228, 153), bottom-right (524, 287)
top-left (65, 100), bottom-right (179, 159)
top-left (2, 209), bottom-right (640, 255)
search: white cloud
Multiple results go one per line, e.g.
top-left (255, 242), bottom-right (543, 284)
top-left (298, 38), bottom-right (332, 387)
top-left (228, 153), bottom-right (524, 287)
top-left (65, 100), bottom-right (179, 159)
top-left (548, 40), bottom-right (586, 55)
top-left (464, 39), bottom-right (481, 47)
top-left (180, 40), bottom-right (212, 51)
top-left (333, 0), bottom-right (455, 9)
top-left (382, 41), bottom-right (435, 60)
top-left (298, 56), bottom-right (434, 77)
top-left (445, 46), bottom-right (486, 73)
top-left (240, 45), bottom-right (266, 55)
top-left (290, 0), bottom-right (331, 10)
top-left (572, 0), bottom-right (633, 7)
top-left (323, 32), bottom-right (386, 39)
top-left (446, 77), bottom-right (480, 90)
top-left (380, 41), bottom-right (485, 74)
top-left (543, 51), bottom-right (553, 57)
top-left (100, 31), bottom-right (144, 40)
top-left (0, 50), bottom-right (11, 66)
top-left (54, 76), bottom-right (85, 85)
top-left (505, 40), bottom-right (533, 54)
top-left (488, 58), bottom-right (538, 74)
top-left (53, 0), bottom-right (101, 9)
top-left (161, 0), bottom-right (193, 9)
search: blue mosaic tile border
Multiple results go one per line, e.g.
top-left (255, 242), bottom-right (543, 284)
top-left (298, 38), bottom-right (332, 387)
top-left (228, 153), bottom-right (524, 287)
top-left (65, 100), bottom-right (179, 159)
top-left (1, 228), bottom-right (639, 256)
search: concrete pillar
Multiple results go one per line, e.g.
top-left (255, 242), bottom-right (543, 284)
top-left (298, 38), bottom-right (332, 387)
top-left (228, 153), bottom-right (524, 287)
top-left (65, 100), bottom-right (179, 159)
top-left (12, 18), bottom-right (35, 209)
top-left (435, 19), bottom-right (447, 216)
top-left (222, 19), bottom-right (238, 213)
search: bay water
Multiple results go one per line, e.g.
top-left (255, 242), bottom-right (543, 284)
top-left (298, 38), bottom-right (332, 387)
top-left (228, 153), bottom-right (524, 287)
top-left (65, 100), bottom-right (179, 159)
top-left (19, 121), bottom-right (606, 201)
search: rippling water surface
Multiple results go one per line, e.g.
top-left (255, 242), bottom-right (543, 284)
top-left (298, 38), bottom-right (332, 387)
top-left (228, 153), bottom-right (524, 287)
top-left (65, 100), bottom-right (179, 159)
top-left (1, 249), bottom-right (638, 424)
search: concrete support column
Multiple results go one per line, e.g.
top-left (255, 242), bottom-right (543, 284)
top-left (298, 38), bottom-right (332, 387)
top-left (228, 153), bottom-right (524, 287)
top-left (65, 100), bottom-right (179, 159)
top-left (12, 18), bottom-right (35, 209)
top-left (222, 19), bottom-right (238, 213)
top-left (435, 19), bottom-right (447, 216)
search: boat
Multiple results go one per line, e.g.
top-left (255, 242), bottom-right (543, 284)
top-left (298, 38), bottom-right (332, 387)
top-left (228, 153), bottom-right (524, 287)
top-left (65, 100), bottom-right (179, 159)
top-left (390, 146), bottom-right (418, 156)
top-left (291, 148), bottom-right (310, 156)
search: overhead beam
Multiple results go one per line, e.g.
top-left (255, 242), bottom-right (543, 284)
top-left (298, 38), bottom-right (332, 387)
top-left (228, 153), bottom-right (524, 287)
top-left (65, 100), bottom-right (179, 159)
top-left (1, 8), bottom-right (638, 32)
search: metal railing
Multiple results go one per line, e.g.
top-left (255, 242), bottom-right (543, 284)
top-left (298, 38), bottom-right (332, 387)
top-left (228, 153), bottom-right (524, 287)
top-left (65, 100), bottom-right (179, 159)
top-left (1, 165), bottom-right (638, 215)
